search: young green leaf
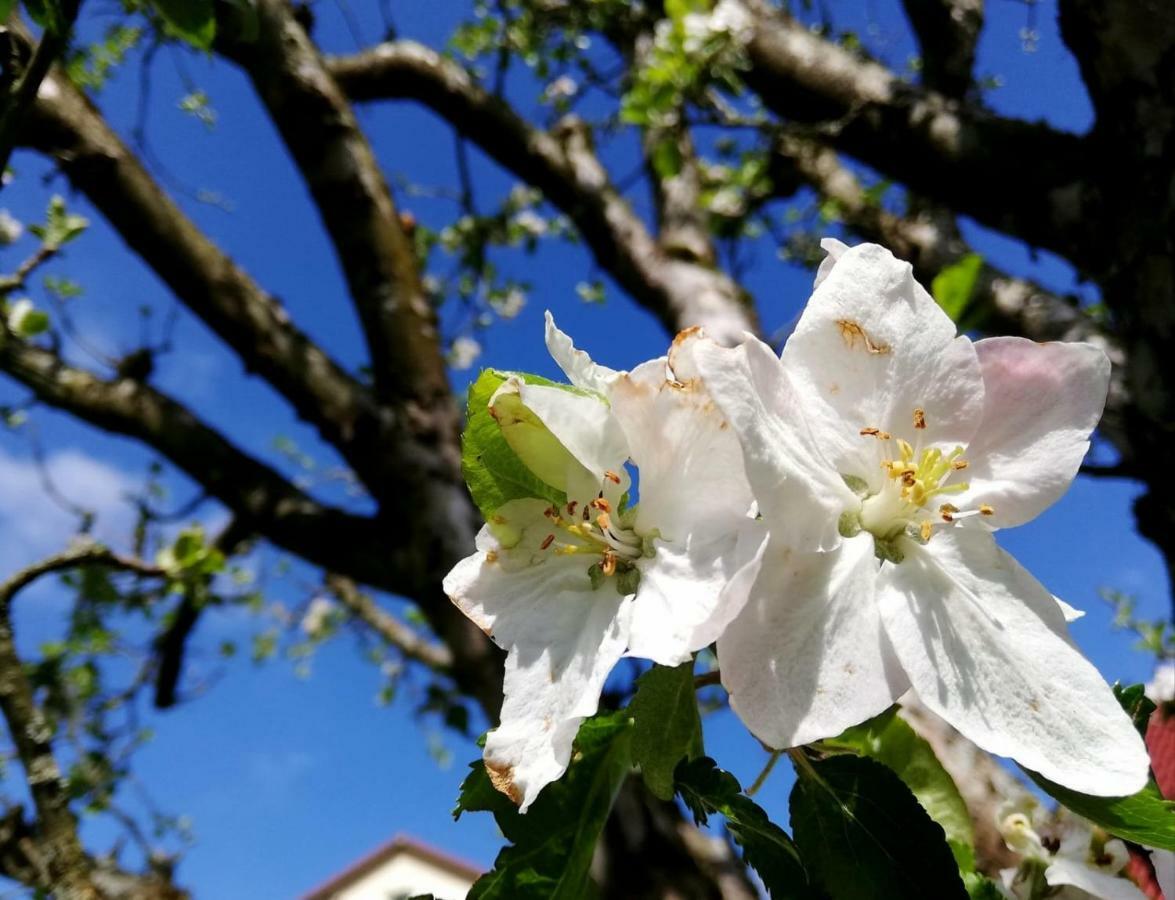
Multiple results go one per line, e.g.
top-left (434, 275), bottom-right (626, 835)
top-left (629, 662), bottom-right (703, 800)
top-left (789, 754), bottom-right (968, 900)
top-left (6, 299), bottom-right (50, 338)
top-left (28, 196), bottom-right (88, 248)
top-left (675, 756), bottom-right (816, 898)
top-left (461, 369), bottom-right (568, 518)
top-left (821, 706), bottom-right (975, 868)
top-left (931, 253), bottom-right (983, 324)
top-left (151, 0), bottom-right (216, 50)
top-left (455, 712), bottom-right (633, 900)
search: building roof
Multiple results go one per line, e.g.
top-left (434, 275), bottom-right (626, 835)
top-left (299, 834), bottom-right (482, 900)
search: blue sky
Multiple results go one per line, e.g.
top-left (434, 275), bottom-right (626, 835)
top-left (0, 1), bottom-right (1167, 897)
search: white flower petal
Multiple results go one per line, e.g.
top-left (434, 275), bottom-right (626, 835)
top-left (1055, 596), bottom-right (1086, 623)
top-left (1045, 858), bottom-right (1147, 900)
top-left (627, 520), bottom-right (768, 666)
top-left (610, 330), bottom-right (755, 542)
top-left (878, 528), bottom-right (1150, 796)
top-left (812, 236), bottom-right (849, 288)
top-left (544, 310), bottom-right (621, 393)
top-left (693, 335), bottom-right (857, 551)
top-left (782, 242), bottom-right (984, 483)
top-left (717, 535), bottom-right (909, 748)
top-left (443, 499), bottom-right (633, 810)
top-left (956, 337), bottom-right (1111, 528)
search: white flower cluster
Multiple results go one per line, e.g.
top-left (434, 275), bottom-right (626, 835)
top-left (998, 798), bottom-right (1146, 899)
top-left (445, 240), bottom-right (1149, 817)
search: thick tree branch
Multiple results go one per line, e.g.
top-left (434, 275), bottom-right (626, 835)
top-left (739, 1), bottom-right (1089, 258)
top-left (216, 0), bottom-right (446, 409)
top-left (328, 41), bottom-right (757, 342)
top-left (0, 585), bottom-right (100, 898)
top-left (901, 0), bottom-right (984, 98)
top-left (17, 68), bottom-right (383, 483)
top-left (0, 333), bottom-right (388, 588)
top-left (0, 331), bottom-right (504, 713)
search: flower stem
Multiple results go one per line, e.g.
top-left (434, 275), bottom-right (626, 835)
top-left (746, 749), bottom-right (782, 797)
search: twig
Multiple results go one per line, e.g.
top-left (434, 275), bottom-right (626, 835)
top-left (0, 542), bottom-right (164, 610)
top-left (0, 244), bottom-right (58, 295)
top-left (694, 670), bottom-right (721, 689)
top-left (326, 573), bottom-right (453, 673)
top-left (746, 749), bottom-right (782, 797)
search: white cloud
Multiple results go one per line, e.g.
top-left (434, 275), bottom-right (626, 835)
top-left (0, 445), bottom-right (140, 574)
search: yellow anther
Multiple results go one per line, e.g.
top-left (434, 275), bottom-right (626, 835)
top-left (979, 504), bottom-right (994, 516)
top-left (860, 427), bottom-right (892, 440)
top-left (590, 497), bottom-right (611, 513)
top-left (951, 459), bottom-right (969, 471)
top-left (919, 521), bottom-right (932, 541)
top-left (913, 408), bottom-right (927, 430)
top-left (596, 511), bottom-right (613, 531)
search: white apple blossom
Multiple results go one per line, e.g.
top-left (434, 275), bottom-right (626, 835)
top-left (448, 336), bottom-right (482, 371)
top-left (443, 314), bottom-right (766, 810)
top-left (998, 798), bottom-right (1146, 899)
top-left (694, 239), bottom-right (1149, 797)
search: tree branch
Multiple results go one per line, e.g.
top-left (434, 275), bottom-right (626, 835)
top-left (739, 0), bottom-right (1089, 257)
top-left (325, 574), bottom-right (453, 673)
top-left (17, 67), bottom-right (386, 486)
top-left (900, 0), bottom-right (984, 98)
top-left (328, 41), bottom-right (757, 342)
top-left (0, 332), bottom-right (391, 588)
top-left (216, 0), bottom-right (446, 409)
top-left (768, 133), bottom-right (1130, 454)
top-left (0, 542), bottom-right (163, 610)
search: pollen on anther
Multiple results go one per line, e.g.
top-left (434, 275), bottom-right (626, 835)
top-left (601, 552), bottom-right (617, 576)
top-left (979, 504), bottom-right (994, 516)
top-left (604, 470), bottom-right (622, 484)
top-left (913, 407), bottom-right (927, 430)
top-left (596, 511), bottom-right (613, 531)
top-left (566, 500), bottom-right (578, 516)
top-left (590, 497), bottom-right (611, 513)
top-left (860, 427), bottom-right (891, 440)
top-left (952, 459), bottom-right (969, 471)
top-left (540, 534), bottom-right (555, 550)
top-left (919, 521), bottom-right (932, 541)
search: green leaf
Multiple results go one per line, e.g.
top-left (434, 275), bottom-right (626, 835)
top-left (629, 662), bottom-right (703, 800)
top-left (789, 754), bottom-right (968, 900)
top-left (6, 299), bottom-right (50, 337)
top-left (0, 1), bottom-right (16, 23)
top-left (822, 706), bottom-right (975, 868)
top-left (1023, 768), bottom-right (1175, 850)
top-left (1113, 682), bottom-right (1157, 737)
top-left (650, 138), bottom-right (683, 180)
top-left (151, 0), bottom-right (216, 50)
top-left (455, 712), bottom-right (634, 900)
top-left (461, 369), bottom-right (567, 518)
top-left (962, 871), bottom-right (1007, 900)
top-left (22, 0), bottom-right (58, 30)
top-left (675, 756), bottom-right (816, 898)
top-left (931, 253), bottom-right (983, 323)
top-left (28, 196), bottom-right (88, 248)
